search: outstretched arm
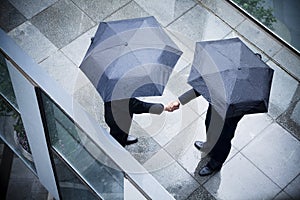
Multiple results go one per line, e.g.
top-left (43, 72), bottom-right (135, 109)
top-left (130, 98), bottom-right (164, 115)
top-left (165, 89), bottom-right (201, 112)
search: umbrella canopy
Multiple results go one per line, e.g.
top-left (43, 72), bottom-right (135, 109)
top-left (80, 16), bottom-right (182, 102)
top-left (188, 38), bottom-right (274, 118)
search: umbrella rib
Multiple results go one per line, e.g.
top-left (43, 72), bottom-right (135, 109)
top-left (91, 42), bottom-right (128, 55)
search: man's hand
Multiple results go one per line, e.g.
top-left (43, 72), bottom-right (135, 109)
top-left (164, 100), bottom-right (180, 112)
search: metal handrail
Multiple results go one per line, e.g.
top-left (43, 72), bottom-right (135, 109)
top-left (0, 28), bottom-right (174, 200)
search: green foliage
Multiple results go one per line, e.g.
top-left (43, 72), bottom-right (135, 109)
top-left (234, 0), bottom-right (277, 29)
top-left (0, 55), bottom-right (31, 154)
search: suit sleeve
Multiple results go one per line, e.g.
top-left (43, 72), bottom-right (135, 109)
top-left (130, 98), bottom-right (164, 115)
top-left (178, 89), bottom-right (200, 105)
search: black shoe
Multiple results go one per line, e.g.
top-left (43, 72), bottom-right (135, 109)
top-left (198, 164), bottom-right (221, 176)
top-left (194, 141), bottom-right (204, 151)
top-left (126, 135), bottom-right (138, 145)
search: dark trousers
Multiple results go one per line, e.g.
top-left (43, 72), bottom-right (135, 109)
top-left (205, 104), bottom-right (243, 166)
top-left (104, 98), bottom-right (163, 146)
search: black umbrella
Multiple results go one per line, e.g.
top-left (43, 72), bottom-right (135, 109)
top-left (80, 16), bottom-right (182, 102)
top-left (188, 38), bottom-right (274, 118)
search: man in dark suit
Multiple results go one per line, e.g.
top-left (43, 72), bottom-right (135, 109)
top-left (105, 98), bottom-right (165, 147)
top-left (165, 89), bottom-right (243, 176)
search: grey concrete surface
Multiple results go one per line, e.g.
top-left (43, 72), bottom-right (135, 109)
top-left (1, 0), bottom-right (299, 199)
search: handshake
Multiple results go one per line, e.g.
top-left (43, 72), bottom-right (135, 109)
top-left (164, 100), bottom-right (181, 112)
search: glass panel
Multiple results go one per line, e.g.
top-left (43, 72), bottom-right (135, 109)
top-left (51, 150), bottom-right (99, 199)
top-left (231, 0), bottom-right (300, 52)
top-left (39, 90), bottom-right (124, 199)
top-left (0, 52), bottom-right (35, 172)
top-left (0, 53), bottom-right (18, 109)
top-left (0, 95), bottom-right (36, 172)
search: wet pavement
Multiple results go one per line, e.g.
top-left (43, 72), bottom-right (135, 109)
top-left (1, 0), bottom-right (300, 199)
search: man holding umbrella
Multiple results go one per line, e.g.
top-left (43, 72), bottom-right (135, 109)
top-left (166, 38), bottom-right (274, 176)
top-left (80, 16), bottom-right (182, 147)
top-left (104, 98), bottom-right (165, 147)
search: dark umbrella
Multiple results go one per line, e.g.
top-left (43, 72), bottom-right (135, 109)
top-left (188, 37), bottom-right (274, 118)
top-left (80, 16), bottom-right (182, 102)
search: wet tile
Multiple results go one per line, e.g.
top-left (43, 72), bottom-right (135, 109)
top-left (72, 82), bottom-right (105, 125)
top-left (71, 0), bottom-right (131, 22)
top-left (273, 47), bottom-right (300, 81)
top-left (186, 185), bottom-right (216, 200)
top-left (164, 118), bottom-right (206, 172)
top-left (126, 121), bottom-right (163, 164)
top-left (61, 26), bottom-right (97, 67)
top-left (143, 149), bottom-right (200, 200)
top-left (135, 0), bottom-right (196, 27)
top-left (166, 29), bottom-right (195, 71)
top-left (140, 105), bottom-right (199, 147)
top-left (224, 31), bottom-right (270, 62)
top-left (105, 1), bottom-right (150, 22)
top-left (165, 117), bottom-right (239, 184)
top-left (273, 191), bottom-right (293, 200)
top-left (284, 174), bottom-right (300, 199)
top-left (236, 19), bottom-right (282, 57)
top-left (242, 123), bottom-right (300, 188)
top-left (30, 0), bottom-right (95, 48)
top-left (39, 50), bottom-right (80, 95)
top-left (167, 25), bottom-right (197, 55)
top-left (166, 65), bottom-right (194, 97)
top-left (8, 0), bottom-right (58, 19)
top-left (133, 88), bottom-right (201, 147)
top-left (143, 148), bottom-right (175, 173)
top-left (167, 5), bottom-right (232, 44)
top-left (0, 0), bottom-right (26, 32)
top-left (267, 61), bottom-right (299, 119)
top-left (232, 113), bottom-right (274, 150)
top-left (204, 153), bottom-right (281, 200)
top-left (8, 21), bottom-right (57, 63)
top-left (198, 0), bottom-right (245, 28)
top-left (277, 86), bottom-right (300, 140)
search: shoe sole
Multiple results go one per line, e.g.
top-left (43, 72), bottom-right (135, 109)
top-left (126, 139), bottom-right (138, 145)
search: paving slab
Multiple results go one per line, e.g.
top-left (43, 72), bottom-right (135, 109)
top-left (267, 60), bottom-right (299, 119)
top-left (105, 1), bottom-right (150, 22)
top-left (61, 26), bottom-right (97, 67)
top-left (71, 0), bottom-right (131, 22)
top-left (236, 19), bottom-right (283, 57)
top-left (39, 50), bottom-right (80, 95)
top-left (134, 0), bottom-right (196, 27)
top-left (284, 174), bottom-right (300, 199)
top-left (242, 123), bottom-right (300, 189)
top-left (8, 0), bottom-right (58, 19)
top-left (273, 47), bottom-right (300, 81)
top-left (232, 113), bottom-right (274, 150)
top-left (198, 0), bottom-right (245, 28)
top-left (143, 148), bottom-right (201, 200)
top-left (0, 0), bottom-right (26, 32)
top-left (8, 21), bottom-right (57, 63)
top-left (167, 5), bottom-right (232, 43)
top-left (30, 0), bottom-right (95, 48)
top-left (204, 153), bottom-right (281, 200)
